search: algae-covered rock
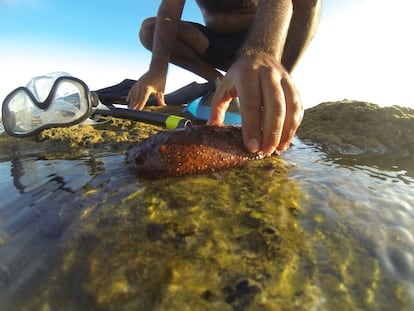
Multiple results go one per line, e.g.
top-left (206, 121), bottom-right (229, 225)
top-left (0, 107), bottom-right (184, 161)
top-left (1, 103), bottom-right (412, 310)
top-left (13, 156), bottom-right (318, 311)
top-left (297, 100), bottom-right (414, 156)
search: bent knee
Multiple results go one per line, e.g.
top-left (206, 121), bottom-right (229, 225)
top-left (139, 17), bottom-right (156, 50)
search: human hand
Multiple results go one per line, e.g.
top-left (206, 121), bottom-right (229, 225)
top-left (127, 71), bottom-right (167, 110)
top-left (208, 54), bottom-right (303, 155)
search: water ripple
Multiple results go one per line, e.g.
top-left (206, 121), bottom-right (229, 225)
top-left (287, 138), bottom-right (414, 301)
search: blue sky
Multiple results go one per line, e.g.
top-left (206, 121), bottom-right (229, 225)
top-left (1, 0), bottom-right (413, 109)
top-left (0, 1), bottom-right (203, 56)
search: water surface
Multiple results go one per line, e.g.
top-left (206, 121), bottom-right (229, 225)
top-left (0, 137), bottom-right (413, 310)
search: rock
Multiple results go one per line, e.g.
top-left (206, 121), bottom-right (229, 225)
top-left (297, 100), bottom-right (414, 156)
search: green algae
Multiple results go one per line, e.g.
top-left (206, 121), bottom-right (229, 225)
top-left (16, 157), bottom-right (320, 310)
top-left (4, 157), bottom-right (406, 310)
top-left (297, 100), bottom-right (414, 156)
top-left (0, 106), bottom-right (183, 161)
top-left (1, 105), bottom-right (413, 310)
top-left (3, 101), bottom-right (413, 160)
top-left (6, 154), bottom-right (410, 311)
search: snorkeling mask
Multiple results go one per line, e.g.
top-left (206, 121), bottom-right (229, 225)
top-left (1, 73), bottom-right (241, 137)
top-left (2, 72), bottom-right (94, 137)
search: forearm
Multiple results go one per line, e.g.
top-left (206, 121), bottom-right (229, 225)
top-left (240, 0), bottom-right (293, 61)
top-left (150, 0), bottom-right (185, 74)
top-left (282, 0), bottom-right (322, 72)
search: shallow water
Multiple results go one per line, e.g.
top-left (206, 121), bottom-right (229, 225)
top-left (0, 136), bottom-right (413, 310)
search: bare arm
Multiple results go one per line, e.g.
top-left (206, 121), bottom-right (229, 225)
top-left (282, 0), bottom-right (322, 72)
top-left (239, 0), bottom-right (293, 61)
top-left (149, 0), bottom-right (186, 77)
top-left (128, 0), bottom-right (185, 110)
top-left (209, 0), bottom-right (319, 155)
top-left (241, 0), bottom-right (321, 71)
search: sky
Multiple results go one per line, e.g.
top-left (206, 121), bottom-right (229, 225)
top-left (0, 0), bottom-right (413, 111)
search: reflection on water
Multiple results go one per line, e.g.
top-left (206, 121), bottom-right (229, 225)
top-left (0, 152), bottom-right (140, 310)
top-left (0, 138), bottom-right (413, 310)
top-left (287, 139), bottom-right (414, 308)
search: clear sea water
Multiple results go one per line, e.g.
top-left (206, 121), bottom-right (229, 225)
top-left (0, 135), bottom-right (413, 310)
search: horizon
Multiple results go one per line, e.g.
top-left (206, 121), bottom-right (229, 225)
top-left (0, 0), bottom-right (413, 111)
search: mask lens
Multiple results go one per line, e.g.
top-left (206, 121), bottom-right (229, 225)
top-left (42, 80), bottom-right (90, 123)
top-left (3, 89), bottom-right (39, 136)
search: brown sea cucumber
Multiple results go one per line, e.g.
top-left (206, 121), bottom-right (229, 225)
top-left (127, 125), bottom-right (268, 177)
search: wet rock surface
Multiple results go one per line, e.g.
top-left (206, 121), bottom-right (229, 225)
top-left (297, 100), bottom-right (414, 156)
top-left (0, 104), bottom-right (413, 310)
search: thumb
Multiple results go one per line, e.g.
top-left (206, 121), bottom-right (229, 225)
top-left (207, 87), bottom-right (236, 125)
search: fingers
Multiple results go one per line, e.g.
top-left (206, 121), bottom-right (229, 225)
top-left (208, 74), bottom-right (301, 155)
top-left (199, 54), bottom-right (303, 155)
top-left (127, 84), bottom-right (166, 110)
top-left (277, 76), bottom-right (303, 152)
top-left (208, 77), bottom-right (264, 154)
top-left (260, 69), bottom-right (285, 155)
top-left (127, 72), bottom-right (167, 110)
top-left (259, 73), bottom-right (302, 154)
top-left (237, 76), bottom-right (262, 153)
top-left (156, 91), bottom-right (167, 107)
top-left (207, 80), bottom-right (236, 125)
top-left (127, 85), bottom-right (152, 110)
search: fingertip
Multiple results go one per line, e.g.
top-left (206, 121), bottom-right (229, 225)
top-left (276, 141), bottom-right (291, 153)
top-left (276, 146), bottom-right (288, 153)
top-left (263, 145), bottom-right (277, 156)
top-left (157, 94), bottom-right (167, 107)
top-left (207, 116), bottom-right (223, 126)
top-left (246, 138), bottom-right (260, 153)
top-left (206, 118), bottom-right (217, 125)
top-left (126, 96), bottom-right (132, 108)
top-left (208, 105), bottom-right (226, 125)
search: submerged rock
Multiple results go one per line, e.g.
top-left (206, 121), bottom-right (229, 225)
top-left (127, 125), bottom-right (268, 177)
top-left (297, 100), bottom-right (414, 156)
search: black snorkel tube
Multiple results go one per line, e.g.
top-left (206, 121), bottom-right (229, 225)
top-left (92, 79), bottom-right (217, 129)
top-left (93, 106), bottom-right (192, 129)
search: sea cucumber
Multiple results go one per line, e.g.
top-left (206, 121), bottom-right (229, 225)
top-left (127, 125), bottom-right (267, 177)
